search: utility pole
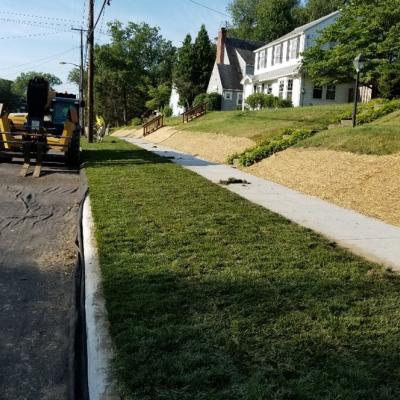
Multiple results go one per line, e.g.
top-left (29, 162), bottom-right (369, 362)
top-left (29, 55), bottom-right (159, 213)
top-left (71, 28), bottom-right (86, 135)
top-left (87, 0), bottom-right (94, 143)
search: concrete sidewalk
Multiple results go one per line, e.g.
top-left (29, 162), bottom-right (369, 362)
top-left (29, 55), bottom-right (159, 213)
top-left (126, 137), bottom-right (400, 271)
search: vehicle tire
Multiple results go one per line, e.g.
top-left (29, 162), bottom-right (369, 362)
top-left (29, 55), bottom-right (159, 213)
top-left (66, 129), bottom-right (81, 168)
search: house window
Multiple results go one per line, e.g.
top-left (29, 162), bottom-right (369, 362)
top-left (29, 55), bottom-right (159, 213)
top-left (286, 79), bottom-right (293, 101)
top-left (326, 85), bottom-right (336, 100)
top-left (267, 85), bottom-right (273, 95)
top-left (224, 91), bottom-right (233, 100)
top-left (313, 85), bottom-right (323, 99)
top-left (259, 50), bottom-right (266, 70)
top-left (237, 93), bottom-right (243, 106)
top-left (274, 43), bottom-right (283, 65)
top-left (288, 36), bottom-right (301, 60)
top-left (279, 80), bottom-right (285, 98)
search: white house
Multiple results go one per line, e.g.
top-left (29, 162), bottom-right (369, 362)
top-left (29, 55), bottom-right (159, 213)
top-left (169, 86), bottom-right (185, 117)
top-left (241, 11), bottom-right (356, 109)
top-left (207, 28), bottom-right (264, 111)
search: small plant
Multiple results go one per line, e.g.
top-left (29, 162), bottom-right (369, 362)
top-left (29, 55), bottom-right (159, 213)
top-left (231, 128), bottom-right (318, 167)
top-left (130, 117), bottom-right (142, 126)
top-left (163, 105), bottom-right (173, 117)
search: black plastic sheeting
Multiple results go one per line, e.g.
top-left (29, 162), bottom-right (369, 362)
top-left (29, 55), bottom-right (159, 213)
top-left (0, 161), bottom-right (88, 400)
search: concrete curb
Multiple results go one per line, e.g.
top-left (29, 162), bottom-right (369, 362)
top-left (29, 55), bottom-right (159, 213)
top-left (83, 197), bottom-right (120, 400)
top-left (125, 137), bottom-right (400, 271)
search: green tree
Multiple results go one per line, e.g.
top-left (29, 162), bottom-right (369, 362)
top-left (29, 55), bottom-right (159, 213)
top-left (228, 0), bottom-right (261, 40)
top-left (193, 25), bottom-right (215, 96)
top-left (303, 0), bottom-right (344, 21)
top-left (145, 83), bottom-right (171, 110)
top-left (174, 26), bottom-right (215, 107)
top-left (11, 71), bottom-right (62, 100)
top-left (174, 34), bottom-right (195, 107)
top-left (94, 21), bottom-right (175, 125)
top-left (255, 0), bottom-right (300, 42)
top-left (0, 78), bottom-right (19, 110)
top-left (301, 0), bottom-right (400, 97)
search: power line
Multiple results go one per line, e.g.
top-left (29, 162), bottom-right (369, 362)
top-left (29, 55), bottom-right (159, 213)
top-left (0, 46), bottom-right (79, 71)
top-left (0, 17), bottom-right (73, 30)
top-left (187, 0), bottom-right (229, 17)
top-left (0, 10), bottom-right (80, 23)
top-left (0, 31), bottom-right (70, 41)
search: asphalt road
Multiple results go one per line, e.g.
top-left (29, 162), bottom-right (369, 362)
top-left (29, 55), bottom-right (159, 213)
top-left (0, 160), bottom-right (84, 400)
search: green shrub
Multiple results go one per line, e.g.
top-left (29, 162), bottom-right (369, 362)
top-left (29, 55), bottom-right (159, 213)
top-left (235, 128), bottom-right (318, 167)
top-left (193, 93), bottom-right (208, 108)
top-left (357, 98), bottom-right (400, 125)
top-left (246, 93), bottom-right (267, 109)
top-left (130, 117), bottom-right (142, 126)
top-left (276, 98), bottom-right (293, 108)
top-left (340, 98), bottom-right (400, 125)
top-left (246, 93), bottom-right (292, 110)
top-left (206, 92), bottom-right (222, 111)
top-left (163, 105), bottom-right (173, 117)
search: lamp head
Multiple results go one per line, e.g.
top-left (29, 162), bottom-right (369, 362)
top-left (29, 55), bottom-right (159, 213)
top-left (353, 54), bottom-right (366, 73)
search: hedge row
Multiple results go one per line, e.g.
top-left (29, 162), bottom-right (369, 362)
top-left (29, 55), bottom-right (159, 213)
top-left (339, 98), bottom-right (400, 125)
top-left (229, 128), bottom-right (318, 167)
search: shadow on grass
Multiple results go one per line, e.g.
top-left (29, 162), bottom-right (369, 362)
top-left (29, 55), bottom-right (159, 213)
top-left (104, 266), bottom-right (400, 400)
top-left (82, 148), bottom-right (172, 169)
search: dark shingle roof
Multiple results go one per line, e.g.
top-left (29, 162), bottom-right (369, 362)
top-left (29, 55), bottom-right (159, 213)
top-left (217, 64), bottom-right (243, 90)
top-left (216, 37), bottom-right (265, 91)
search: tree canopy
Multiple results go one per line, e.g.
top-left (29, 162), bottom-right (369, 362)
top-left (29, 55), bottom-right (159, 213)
top-left (173, 25), bottom-right (215, 108)
top-left (94, 21), bottom-right (176, 125)
top-left (11, 71), bottom-right (62, 100)
top-left (301, 0), bottom-right (400, 97)
top-left (227, 0), bottom-right (344, 42)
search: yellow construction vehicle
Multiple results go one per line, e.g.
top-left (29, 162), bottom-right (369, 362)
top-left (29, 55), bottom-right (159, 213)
top-left (0, 77), bottom-right (81, 177)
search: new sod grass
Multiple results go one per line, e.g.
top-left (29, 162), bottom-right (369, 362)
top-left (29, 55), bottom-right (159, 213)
top-left (84, 137), bottom-right (400, 400)
top-left (167, 104), bottom-right (352, 142)
top-left (297, 111), bottom-right (400, 155)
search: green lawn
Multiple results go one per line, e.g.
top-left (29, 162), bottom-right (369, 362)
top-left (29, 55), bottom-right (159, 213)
top-left (84, 137), bottom-right (400, 400)
top-left (297, 111), bottom-right (400, 155)
top-left (169, 104), bottom-right (352, 142)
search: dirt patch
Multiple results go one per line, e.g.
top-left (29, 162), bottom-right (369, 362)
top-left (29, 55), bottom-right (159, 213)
top-left (113, 127), bottom-right (255, 164)
top-left (245, 148), bottom-right (400, 227)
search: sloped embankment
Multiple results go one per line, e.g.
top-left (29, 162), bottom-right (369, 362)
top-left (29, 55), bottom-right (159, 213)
top-left (114, 126), bottom-right (255, 163)
top-left (246, 148), bottom-right (400, 226)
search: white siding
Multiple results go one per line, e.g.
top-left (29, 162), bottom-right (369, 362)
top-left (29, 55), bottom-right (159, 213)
top-left (207, 63), bottom-right (223, 95)
top-left (302, 78), bottom-right (353, 106)
top-left (169, 87), bottom-right (185, 117)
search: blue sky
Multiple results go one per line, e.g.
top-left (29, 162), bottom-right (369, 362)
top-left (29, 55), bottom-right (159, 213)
top-left (0, 0), bottom-right (231, 93)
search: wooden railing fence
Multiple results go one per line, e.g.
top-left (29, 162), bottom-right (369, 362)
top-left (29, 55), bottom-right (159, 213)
top-left (143, 115), bottom-right (164, 136)
top-left (182, 103), bottom-right (207, 123)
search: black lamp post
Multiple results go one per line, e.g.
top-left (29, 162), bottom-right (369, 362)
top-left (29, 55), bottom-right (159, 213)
top-left (352, 54), bottom-right (366, 128)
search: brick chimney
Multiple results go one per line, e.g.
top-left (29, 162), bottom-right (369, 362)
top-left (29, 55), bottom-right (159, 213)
top-left (216, 27), bottom-right (227, 65)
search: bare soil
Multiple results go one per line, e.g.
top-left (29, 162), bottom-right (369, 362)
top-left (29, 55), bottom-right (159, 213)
top-left (246, 148), bottom-right (400, 227)
top-left (113, 127), bottom-right (255, 164)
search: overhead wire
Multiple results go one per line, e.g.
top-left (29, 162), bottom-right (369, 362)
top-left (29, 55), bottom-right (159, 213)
top-left (187, 0), bottom-right (229, 17)
top-left (0, 10), bottom-right (80, 24)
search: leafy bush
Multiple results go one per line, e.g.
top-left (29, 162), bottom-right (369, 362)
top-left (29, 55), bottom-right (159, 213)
top-left (339, 98), bottom-right (400, 125)
top-left (245, 93), bottom-right (292, 110)
top-left (193, 93), bottom-right (208, 108)
top-left (356, 98), bottom-right (400, 125)
top-left (163, 105), bottom-right (173, 117)
top-left (246, 93), bottom-right (268, 109)
top-left (207, 92), bottom-right (222, 111)
top-left (193, 92), bottom-right (222, 111)
top-left (232, 128), bottom-right (318, 167)
top-left (130, 117), bottom-right (142, 126)
top-left (276, 98), bottom-right (293, 108)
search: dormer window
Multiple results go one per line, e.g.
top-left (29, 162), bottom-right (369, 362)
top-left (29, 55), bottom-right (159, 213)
top-left (259, 50), bottom-right (266, 70)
